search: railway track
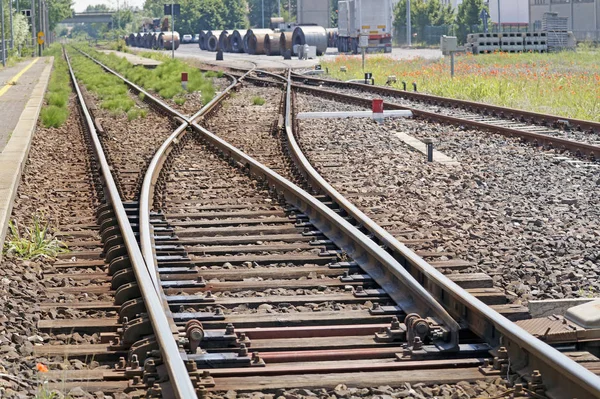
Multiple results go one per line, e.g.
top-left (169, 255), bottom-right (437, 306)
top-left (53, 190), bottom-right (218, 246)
top-left (27, 48), bottom-right (600, 398)
top-left (287, 72), bottom-right (600, 160)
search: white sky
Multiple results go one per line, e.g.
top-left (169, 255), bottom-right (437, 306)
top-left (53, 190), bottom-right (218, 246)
top-left (72, 0), bottom-right (145, 13)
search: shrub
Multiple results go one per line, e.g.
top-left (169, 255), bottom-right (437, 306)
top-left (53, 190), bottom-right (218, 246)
top-left (252, 96), bottom-right (266, 106)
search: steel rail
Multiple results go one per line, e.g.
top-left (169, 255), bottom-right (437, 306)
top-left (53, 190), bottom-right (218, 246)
top-left (64, 48), bottom-right (198, 399)
top-left (292, 83), bottom-right (600, 159)
top-left (290, 72), bottom-right (600, 135)
top-left (283, 74), bottom-right (600, 398)
top-left (248, 70), bottom-right (462, 350)
top-left (140, 72), bottom-right (240, 290)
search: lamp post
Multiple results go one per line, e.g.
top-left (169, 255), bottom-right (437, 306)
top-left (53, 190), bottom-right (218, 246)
top-left (406, 0), bottom-right (411, 46)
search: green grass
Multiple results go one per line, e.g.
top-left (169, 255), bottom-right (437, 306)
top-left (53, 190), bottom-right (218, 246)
top-left (252, 96), bottom-right (266, 106)
top-left (40, 44), bottom-right (71, 128)
top-left (67, 47), bottom-right (144, 116)
top-left (174, 96), bottom-right (186, 105)
top-left (321, 47), bottom-right (600, 122)
top-left (4, 216), bottom-right (68, 260)
top-left (127, 108), bottom-right (148, 120)
top-left (76, 45), bottom-right (217, 106)
top-left (40, 106), bottom-right (68, 128)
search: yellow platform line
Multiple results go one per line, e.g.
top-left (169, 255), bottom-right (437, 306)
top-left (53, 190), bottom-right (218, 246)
top-left (0, 58), bottom-right (40, 98)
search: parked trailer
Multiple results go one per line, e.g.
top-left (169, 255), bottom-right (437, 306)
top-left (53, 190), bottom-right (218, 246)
top-left (337, 0), bottom-right (394, 54)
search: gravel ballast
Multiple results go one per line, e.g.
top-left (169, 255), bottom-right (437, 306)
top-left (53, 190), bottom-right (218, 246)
top-left (295, 93), bottom-right (600, 303)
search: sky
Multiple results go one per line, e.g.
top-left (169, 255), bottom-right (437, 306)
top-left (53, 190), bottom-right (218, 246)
top-left (72, 0), bottom-right (145, 13)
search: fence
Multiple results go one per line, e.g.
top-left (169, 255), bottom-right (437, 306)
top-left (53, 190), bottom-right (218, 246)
top-left (394, 24), bottom-right (599, 46)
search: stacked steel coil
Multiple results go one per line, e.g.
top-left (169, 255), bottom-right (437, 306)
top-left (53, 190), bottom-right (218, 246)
top-left (198, 30), bottom-right (208, 50)
top-left (206, 30), bottom-right (222, 51)
top-left (279, 31), bottom-right (294, 54)
top-left (292, 26), bottom-right (327, 55)
top-left (230, 29), bottom-right (247, 53)
top-left (246, 29), bottom-right (274, 55)
top-left (219, 31), bottom-right (230, 51)
top-left (264, 32), bottom-right (281, 56)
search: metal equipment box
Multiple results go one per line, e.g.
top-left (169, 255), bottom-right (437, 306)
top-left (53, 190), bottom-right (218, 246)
top-left (440, 35), bottom-right (458, 55)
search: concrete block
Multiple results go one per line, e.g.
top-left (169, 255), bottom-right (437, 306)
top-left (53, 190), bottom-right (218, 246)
top-left (528, 298), bottom-right (595, 318)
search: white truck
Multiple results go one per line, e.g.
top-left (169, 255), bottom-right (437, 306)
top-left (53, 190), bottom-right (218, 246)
top-left (337, 0), bottom-right (395, 53)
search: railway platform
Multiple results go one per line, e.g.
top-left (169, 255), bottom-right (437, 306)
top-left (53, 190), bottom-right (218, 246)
top-left (0, 56), bottom-right (53, 258)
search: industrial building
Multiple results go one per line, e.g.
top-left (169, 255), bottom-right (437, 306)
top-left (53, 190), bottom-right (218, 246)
top-left (529, 0), bottom-right (600, 40)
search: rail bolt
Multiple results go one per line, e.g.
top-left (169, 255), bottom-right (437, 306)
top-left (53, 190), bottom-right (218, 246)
top-left (239, 343), bottom-right (249, 357)
top-left (144, 358), bottom-right (157, 373)
top-left (498, 346), bottom-right (508, 359)
top-left (196, 386), bottom-right (208, 399)
top-left (186, 359), bottom-right (198, 372)
top-left (412, 336), bottom-right (423, 350)
top-left (531, 370), bottom-right (543, 384)
top-left (225, 323), bottom-right (235, 335)
top-left (131, 354), bottom-right (140, 369)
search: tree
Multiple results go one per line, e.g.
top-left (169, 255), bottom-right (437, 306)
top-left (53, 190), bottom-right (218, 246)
top-left (455, 0), bottom-right (486, 43)
top-left (142, 0), bottom-right (247, 33)
top-left (48, 0), bottom-right (74, 30)
top-left (247, 0), bottom-right (295, 28)
top-left (86, 3), bottom-right (110, 12)
top-left (393, 0), bottom-right (454, 44)
top-left (222, 0), bottom-right (248, 29)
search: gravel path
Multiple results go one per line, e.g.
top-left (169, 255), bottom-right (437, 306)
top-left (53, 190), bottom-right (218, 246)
top-left (295, 93), bottom-right (600, 303)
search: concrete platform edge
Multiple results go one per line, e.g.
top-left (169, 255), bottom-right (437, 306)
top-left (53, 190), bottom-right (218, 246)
top-left (0, 56), bottom-right (54, 261)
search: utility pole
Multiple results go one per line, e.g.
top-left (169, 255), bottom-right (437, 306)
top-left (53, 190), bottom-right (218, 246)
top-left (38, 0), bottom-right (42, 54)
top-left (9, 0), bottom-right (14, 50)
top-left (31, 0), bottom-right (36, 56)
top-left (262, 0), bottom-right (265, 28)
top-left (406, 0), bottom-right (411, 46)
top-left (278, 0), bottom-right (281, 17)
top-left (1, 0), bottom-right (6, 66)
top-left (171, 2), bottom-right (174, 59)
top-left (497, 0), bottom-right (501, 33)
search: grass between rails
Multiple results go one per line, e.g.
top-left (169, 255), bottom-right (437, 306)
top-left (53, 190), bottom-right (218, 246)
top-left (321, 49), bottom-right (600, 122)
top-left (77, 45), bottom-right (219, 106)
top-left (67, 48), bottom-right (146, 118)
top-left (40, 44), bottom-right (71, 128)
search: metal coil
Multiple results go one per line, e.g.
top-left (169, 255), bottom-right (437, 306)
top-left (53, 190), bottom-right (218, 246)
top-left (230, 29), bottom-right (247, 53)
top-left (279, 31), bottom-right (293, 53)
top-left (243, 31), bottom-right (252, 53)
top-left (292, 26), bottom-right (328, 56)
top-left (206, 30), bottom-right (221, 52)
top-left (219, 31), bottom-right (230, 52)
top-left (160, 31), bottom-right (180, 50)
top-left (264, 33), bottom-right (281, 56)
top-left (247, 29), bottom-right (273, 55)
top-left (198, 30), bottom-right (208, 50)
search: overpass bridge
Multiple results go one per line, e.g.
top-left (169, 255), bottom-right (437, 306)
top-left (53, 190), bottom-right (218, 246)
top-left (61, 12), bottom-right (114, 24)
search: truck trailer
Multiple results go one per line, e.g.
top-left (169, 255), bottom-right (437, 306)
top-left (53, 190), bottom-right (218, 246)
top-left (337, 0), bottom-right (394, 54)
